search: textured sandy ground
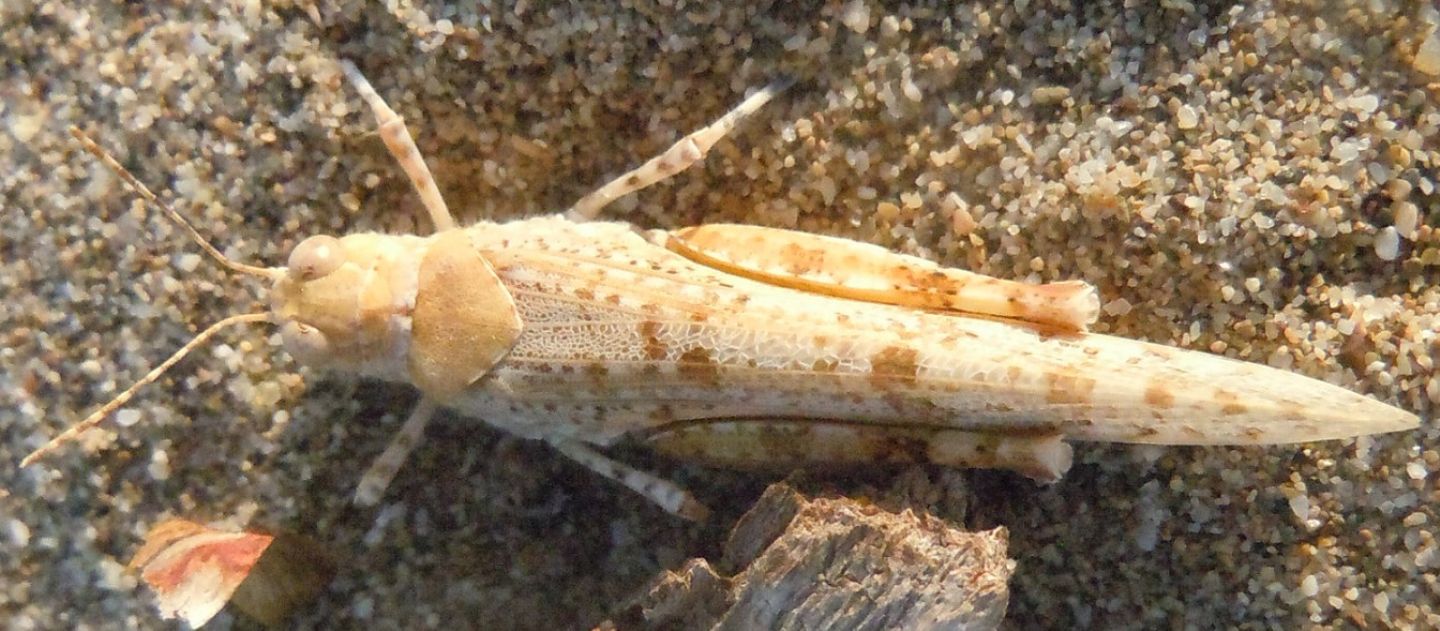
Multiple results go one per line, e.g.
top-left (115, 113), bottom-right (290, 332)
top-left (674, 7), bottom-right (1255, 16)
top-left (2, 1), bottom-right (1437, 629)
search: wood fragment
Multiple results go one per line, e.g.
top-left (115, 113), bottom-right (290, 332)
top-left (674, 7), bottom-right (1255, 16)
top-left (610, 483), bottom-right (1013, 630)
top-left (130, 519), bottom-right (334, 627)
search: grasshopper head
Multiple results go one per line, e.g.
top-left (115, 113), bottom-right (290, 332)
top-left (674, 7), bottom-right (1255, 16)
top-left (271, 233), bottom-right (423, 379)
top-left (272, 229), bottom-right (523, 400)
top-left (27, 128), bottom-right (511, 467)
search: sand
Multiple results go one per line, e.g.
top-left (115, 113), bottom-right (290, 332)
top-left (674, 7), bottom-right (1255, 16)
top-left (2, 0), bottom-right (1436, 629)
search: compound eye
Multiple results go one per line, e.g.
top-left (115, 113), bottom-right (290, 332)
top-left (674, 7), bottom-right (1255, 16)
top-left (287, 235), bottom-right (344, 281)
top-left (280, 320), bottom-right (331, 365)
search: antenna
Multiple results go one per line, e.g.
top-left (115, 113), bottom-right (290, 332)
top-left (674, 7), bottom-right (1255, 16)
top-left (22, 129), bottom-right (287, 466)
top-left (67, 126), bottom-right (283, 281)
top-left (21, 312), bottom-right (272, 466)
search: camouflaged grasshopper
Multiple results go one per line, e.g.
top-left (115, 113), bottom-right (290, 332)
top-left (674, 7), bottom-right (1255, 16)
top-left (25, 62), bottom-right (1418, 519)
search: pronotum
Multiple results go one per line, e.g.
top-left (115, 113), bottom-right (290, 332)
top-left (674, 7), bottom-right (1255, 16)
top-left (22, 60), bottom-right (1418, 520)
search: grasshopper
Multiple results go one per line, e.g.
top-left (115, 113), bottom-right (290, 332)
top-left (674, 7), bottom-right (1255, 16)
top-left (24, 61), bottom-right (1418, 520)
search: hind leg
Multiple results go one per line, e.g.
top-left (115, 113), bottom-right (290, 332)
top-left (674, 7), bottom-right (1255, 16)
top-left (665, 223), bottom-right (1100, 331)
top-left (645, 420), bottom-right (1074, 484)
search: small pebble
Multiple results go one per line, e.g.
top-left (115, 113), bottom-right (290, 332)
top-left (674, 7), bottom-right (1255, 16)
top-left (175, 253), bottom-right (201, 273)
top-left (4, 518), bottom-right (31, 547)
top-left (842, 0), bottom-right (871, 34)
top-left (1289, 493), bottom-right (1310, 521)
top-left (1374, 226), bottom-right (1400, 261)
top-left (1177, 105), bottom-right (1198, 129)
top-left (1103, 298), bottom-right (1133, 316)
top-left (1032, 86), bottom-right (1070, 104)
top-left (115, 409), bottom-right (142, 427)
top-left (1393, 202), bottom-right (1419, 239)
top-left (1415, 29), bottom-right (1440, 75)
top-left (148, 449), bottom-right (171, 481)
top-left (1407, 461), bottom-right (1428, 481)
top-left (1350, 94), bottom-right (1379, 115)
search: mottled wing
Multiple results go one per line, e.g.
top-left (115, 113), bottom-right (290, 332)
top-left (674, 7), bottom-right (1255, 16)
top-left (467, 218), bottom-right (1417, 450)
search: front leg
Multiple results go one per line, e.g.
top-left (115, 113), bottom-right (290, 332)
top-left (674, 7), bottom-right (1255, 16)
top-left (353, 399), bottom-right (439, 506)
top-left (340, 60), bottom-right (456, 232)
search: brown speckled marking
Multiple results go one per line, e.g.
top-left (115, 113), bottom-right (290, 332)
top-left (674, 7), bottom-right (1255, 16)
top-left (868, 346), bottom-right (920, 384)
top-left (1277, 398), bottom-right (1308, 419)
top-left (759, 424), bottom-right (809, 461)
top-left (1008, 421), bottom-right (1065, 437)
top-left (811, 358), bottom-right (839, 373)
top-left (638, 320), bottom-right (667, 361)
top-left (1044, 371), bottom-right (1097, 405)
top-left (881, 392), bottom-right (940, 416)
top-left (874, 434), bottom-right (931, 463)
top-left (1144, 346), bottom-right (1177, 361)
top-left (780, 242), bottom-right (823, 275)
top-left (1213, 389), bottom-right (1248, 415)
top-left (584, 363), bottom-right (609, 386)
top-left (1144, 381), bottom-right (1176, 408)
top-left (676, 347), bottom-right (721, 384)
top-left (938, 331), bottom-right (978, 344)
top-left (1005, 365), bottom-right (1023, 383)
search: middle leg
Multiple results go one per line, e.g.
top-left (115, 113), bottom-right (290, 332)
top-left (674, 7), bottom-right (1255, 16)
top-left (566, 77), bottom-right (793, 221)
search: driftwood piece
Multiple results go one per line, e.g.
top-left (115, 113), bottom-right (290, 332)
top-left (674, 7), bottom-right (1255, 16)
top-left (612, 483), bottom-right (1014, 630)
